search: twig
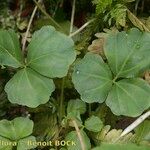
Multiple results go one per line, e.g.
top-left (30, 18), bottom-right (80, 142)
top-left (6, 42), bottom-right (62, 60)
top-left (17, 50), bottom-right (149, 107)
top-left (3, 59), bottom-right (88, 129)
top-left (33, 0), bottom-right (62, 30)
top-left (69, 19), bottom-right (95, 37)
top-left (70, 0), bottom-right (76, 34)
top-left (52, 0), bottom-right (59, 17)
top-left (59, 77), bottom-right (65, 123)
top-left (59, 0), bottom-right (76, 123)
top-left (135, 0), bottom-right (140, 15)
top-left (120, 110), bottom-right (150, 137)
top-left (22, 0), bottom-right (41, 52)
top-left (72, 120), bottom-right (85, 150)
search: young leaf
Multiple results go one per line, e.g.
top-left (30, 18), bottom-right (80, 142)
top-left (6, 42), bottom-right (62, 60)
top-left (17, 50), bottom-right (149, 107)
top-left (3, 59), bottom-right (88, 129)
top-left (85, 115), bottom-right (103, 132)
top-left (67, 99), bottom-right (86, 115)
top-left (105, 28), bottom-right (150, 78)
top-left (92, 143), bottom-right (150, 150)
top-left (17, 136), bottom-right (37, 150)
top-left (72, 53), bottom-right (112, 103)
top-left (110, 4), bottom-right (127, 27)
top-left (0, 29), bottom-right (23, 68)
top-left (5, 68), bottom-right (55, 108)
top-left (27, 26), bottom-right (76, 78)
top-left (0, 117), bottom-right (33, 140)
top-left (106, 78), bottom-right (150, 117)
top-left (65, 130), bottom-right (91, 150)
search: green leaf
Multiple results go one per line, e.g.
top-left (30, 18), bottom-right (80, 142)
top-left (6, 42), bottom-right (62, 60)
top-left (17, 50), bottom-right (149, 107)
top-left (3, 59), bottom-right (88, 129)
top-left (92, 143), bottom-right (150, 150)
top-left (110, 4), bottom-right (127, 27)
top-left (0, 29), bottom-right (23, 68)
top-left (95, 125), bottom-right (135, 144)
top-left (0, 136), bottom-right (14, 150)
top-left (17, 136), bottom-right (37, 150)
top-left (0, 117), bottom-right (33, 140)
top-left (135, 120), bottom-right (150, 142)
top-left (105, 28), bottom-right (150, 78)
top-left (65, 130), bottom-right (91, 150)
top-left (67, 112), bottom-right (83, 128)
top-left (67, 99), bottom-right (86, 115)
top-left (27, 26), bottom-right (76, 78)
top-left (92, 0), bottom-right (112, 15)
top-left (5, 67), bottom-right (55, 108)
top-left (106, 78), bottom-right (150, 117)
top-left (72, 53), bottom-right (112, 103)
top-left (66, 99), bottom-right (86, 126)
top-left (85, 115), bottom-right (103, 132)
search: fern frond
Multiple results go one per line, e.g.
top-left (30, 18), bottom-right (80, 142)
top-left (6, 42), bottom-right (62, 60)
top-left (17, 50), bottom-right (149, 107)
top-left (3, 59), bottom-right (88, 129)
top-left (92, 0), bottom-right (112, 15)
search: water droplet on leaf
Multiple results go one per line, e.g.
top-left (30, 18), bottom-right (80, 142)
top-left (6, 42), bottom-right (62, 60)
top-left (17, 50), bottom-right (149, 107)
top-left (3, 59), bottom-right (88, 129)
top-left (76, 70), bottom-right (80, 74)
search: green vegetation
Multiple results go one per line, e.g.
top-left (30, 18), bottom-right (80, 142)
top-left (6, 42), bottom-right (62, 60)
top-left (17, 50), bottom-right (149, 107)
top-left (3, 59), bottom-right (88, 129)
top-left (0, 0), bottom-right (150, 149)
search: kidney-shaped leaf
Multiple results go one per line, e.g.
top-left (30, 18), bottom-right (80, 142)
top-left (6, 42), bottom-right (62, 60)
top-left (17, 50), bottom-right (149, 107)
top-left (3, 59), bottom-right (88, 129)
top-left (85, 115), bottom-right (103, 132)
top-left (92, 143), bottom-right (150, 150)
top-left (27, 26), bottom-right (76, 78)
top-left (72, 53), bottom-right (112, 103)
top-left (0, 117), bottom-right (33, 141)
top-left (0, 29), bottom-right (23, 68)
top-left (5, 68), bottom-right (55, 108)
top-left (0, 136), bottom-right (13, 150)
top-left (17, 136), bottom-right (37, 150)
top-left (105, 28), bottom-right (150, 78)
top-left (106, 78), bottom-right (150, 117)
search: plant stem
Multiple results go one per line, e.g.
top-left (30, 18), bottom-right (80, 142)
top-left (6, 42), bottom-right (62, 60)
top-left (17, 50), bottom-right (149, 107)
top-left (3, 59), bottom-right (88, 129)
top-left (120, 110), bottom-right (150, 137)
top-left (72, 119), bottom-right (86, 150)
top-left (59, 77), bottom-right (65, 122)
top-left (88, 104), bottom-right (92, 116)
top-left (33, 0), bottom-right (62, 30)
top-left (52, 0), bottom-right (62, 17)
top-left (59, 0), bottom-right (76, 123)
top-left (113, 110), bottom-right (150, 143)
top-left (22, 0), bottom-right (41, 52)
top-left (70, 0), bottom-right (76, 34)
top-left (69, 19), bottom-right (95, 37)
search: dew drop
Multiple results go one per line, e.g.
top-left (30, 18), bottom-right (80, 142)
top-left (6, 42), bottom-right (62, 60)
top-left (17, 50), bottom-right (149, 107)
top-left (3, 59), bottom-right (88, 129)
top-left (76, 70), bottom-right (80, 74)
